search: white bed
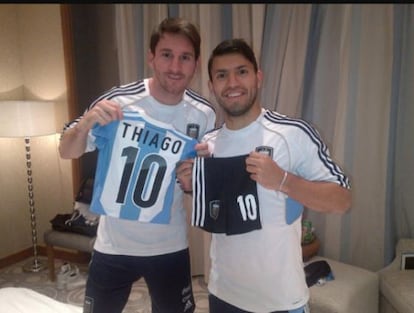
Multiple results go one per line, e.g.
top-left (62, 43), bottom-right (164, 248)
top-left (0, 287), bottom-right (82, 313)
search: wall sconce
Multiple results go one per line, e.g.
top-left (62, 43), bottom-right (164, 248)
top-left (0, 100), bottom-right (56, 272)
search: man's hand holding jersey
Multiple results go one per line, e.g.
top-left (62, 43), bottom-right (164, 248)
top-left (81, 100), bottom-right (123, 131)
top-left (176, 142), bottom-right (210, 193)
top-left (245, 151), bottom-right (287, 192)
top-left (176, 145), bottom-right (289, 195)
top-left (59, 100), bottom-right (123, 159)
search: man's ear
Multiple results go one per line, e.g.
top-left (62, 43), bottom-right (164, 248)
top-left (208, 80), bottom-right (213, 93)
top-left (257, 69), bottom-right (263, 89)
top-left (147, 49), bottom-right (154, 68)
top-left (192, 58), bottom-right (201, 76)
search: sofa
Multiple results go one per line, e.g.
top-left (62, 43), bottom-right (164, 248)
top-left (378, 238), bottom-right (414, 313)
top-left (307, 256), bottom-right (379, 313)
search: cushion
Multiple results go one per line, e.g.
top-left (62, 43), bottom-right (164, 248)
top-left (44, 229), bottom-right (95, 252)
top-left (380, 270), bottom-right (414, 313)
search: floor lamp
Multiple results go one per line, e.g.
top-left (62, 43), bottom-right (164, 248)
top-left (0, 100), bottom-right (56, 272)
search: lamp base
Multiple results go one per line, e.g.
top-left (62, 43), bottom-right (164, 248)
top-left (22, 258), bottom-right (45, 273)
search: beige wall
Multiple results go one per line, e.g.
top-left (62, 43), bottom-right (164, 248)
top-left (0, 4), bottom-right (73, 258)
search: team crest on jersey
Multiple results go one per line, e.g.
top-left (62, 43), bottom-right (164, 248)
top-left (209, 200), bottom-right (221, 220)
top-left (186, 123), bottom-right (200, 139)
top-left (256, 145), bottom-right (273, 158)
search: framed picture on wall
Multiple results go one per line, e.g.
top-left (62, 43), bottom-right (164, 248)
top-left (401, 252), bottom-right (414, 270)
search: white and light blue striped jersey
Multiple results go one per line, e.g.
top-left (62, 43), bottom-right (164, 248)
top-left (62, 78), bottom-right (216, 256)
top-left (91, 110), bottom-right (198, 224)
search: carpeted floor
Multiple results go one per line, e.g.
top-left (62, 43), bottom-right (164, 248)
top-left (0, 256), bottom-right (209, 313)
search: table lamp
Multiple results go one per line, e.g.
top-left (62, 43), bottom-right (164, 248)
top-left (0, 100), bottom-right (56, 272)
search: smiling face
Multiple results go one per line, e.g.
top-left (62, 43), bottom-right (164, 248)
top-left (208, 52), bottom-right (262, 128)
top-left (148, 33), bottom-right (199, 104)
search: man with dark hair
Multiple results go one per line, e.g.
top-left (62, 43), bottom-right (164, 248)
top-left (59, 17), bottom-right (216, 313)
top-left (177, 38), bottom-right (351, 313)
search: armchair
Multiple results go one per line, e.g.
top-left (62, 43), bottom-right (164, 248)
top-left (379, 238), bottom-right (414, 313)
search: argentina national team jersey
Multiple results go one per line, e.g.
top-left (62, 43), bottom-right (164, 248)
top-left (192, 155), bottom-right (262, 235)
top-left (90, 110), bottom-right (198, 224)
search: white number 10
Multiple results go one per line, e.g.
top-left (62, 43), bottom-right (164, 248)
top-left (237, 194), bottom-right (257, 221)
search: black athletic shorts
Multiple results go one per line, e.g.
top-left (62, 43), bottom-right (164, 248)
top-left (83, 249), bottom-right (195, 313)
top-left (192, 155), bottom-right (261, 235)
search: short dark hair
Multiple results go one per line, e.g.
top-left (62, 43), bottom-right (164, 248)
top-left (208, 38), bottom-right (258, 81)
top-left (150, 17), bottom-right (201, 60)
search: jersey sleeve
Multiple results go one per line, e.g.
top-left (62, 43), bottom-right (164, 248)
top-left (290, 125), bottom-right (350, 189)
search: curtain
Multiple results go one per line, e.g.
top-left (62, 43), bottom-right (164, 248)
top-left (301, 4), bottom-right (393, 271)
top-left (391, 5), bottom-right (414, 255)
top-left (261, 4), bottom-right (414, 271)
top-left (114, 4), bottom-right (414, 272)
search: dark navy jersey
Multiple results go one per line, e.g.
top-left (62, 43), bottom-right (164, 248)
top-left (192, 155), bottom-right (261, 235)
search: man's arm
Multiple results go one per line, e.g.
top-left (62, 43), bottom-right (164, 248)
top-left (279, 174), bottom-right (351, 213)
top-left (59, 100), bottom-right (123, 159)
top-left (59, 121), bottom-right (91, 159)
top-left (246, 151), bottom-right (351, 213)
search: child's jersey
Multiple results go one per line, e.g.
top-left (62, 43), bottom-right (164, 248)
top-left (192, 155), bottom-right (261, 235)
top-left (91, 110), bottom-right (198, 224)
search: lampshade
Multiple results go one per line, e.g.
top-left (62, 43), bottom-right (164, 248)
top-left (0, 100), bottom-right (56, 137)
